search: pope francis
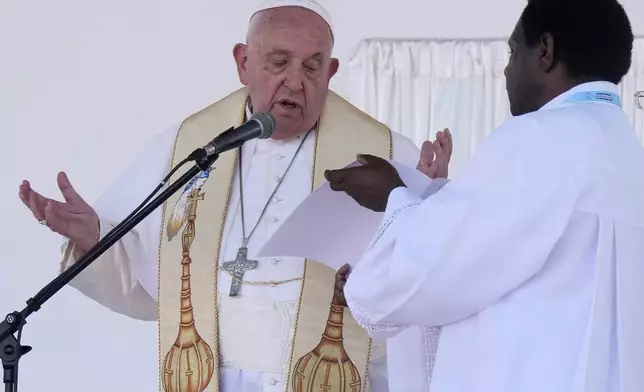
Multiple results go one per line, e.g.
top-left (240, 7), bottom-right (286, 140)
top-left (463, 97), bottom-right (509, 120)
top-left (18, 1), bottom-right (452, 391)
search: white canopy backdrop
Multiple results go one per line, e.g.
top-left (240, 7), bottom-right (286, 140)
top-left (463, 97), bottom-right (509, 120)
top-left (347, 37), bottom-right (644, 176)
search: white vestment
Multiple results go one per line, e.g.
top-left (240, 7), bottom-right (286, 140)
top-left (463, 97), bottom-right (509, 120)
top-left (61, 106), bottom-right (421, 391)
top-left (345, 81), bottom-right (644, 392)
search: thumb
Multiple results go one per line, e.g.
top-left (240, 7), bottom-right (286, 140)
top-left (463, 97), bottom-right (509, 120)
top-left (324, 169), bottom-right (344, 183)
top-left (337, 263), bottom-right (351, 277)
top-left (356, 153), bottom-right (385, 166)
top-left (57, 171), bottom-right (83, 204)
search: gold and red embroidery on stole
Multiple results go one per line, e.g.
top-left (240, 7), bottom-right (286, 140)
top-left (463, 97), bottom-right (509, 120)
top-left (157, 87), bottom-right (392, 392)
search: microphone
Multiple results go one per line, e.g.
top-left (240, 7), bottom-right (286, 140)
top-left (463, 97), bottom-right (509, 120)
top-left (187, 111), bottom-right (276, 161)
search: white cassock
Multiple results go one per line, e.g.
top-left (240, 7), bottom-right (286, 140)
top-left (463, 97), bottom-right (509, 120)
top-left (61, 108), bottom-right (421, 391)
top-left (344, 81), bottom-right (644, 392)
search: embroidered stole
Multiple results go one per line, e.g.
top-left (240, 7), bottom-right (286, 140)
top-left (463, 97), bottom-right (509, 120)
top-left (157, 87), bottom-right (392, 392)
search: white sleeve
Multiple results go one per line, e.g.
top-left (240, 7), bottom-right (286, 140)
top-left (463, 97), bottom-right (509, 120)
top-left (390, 131), bottom-right (421, 168)
top-left (60, 124), bottom-right (180, 321)
top-left (345, 117), bottom-right (578, 334)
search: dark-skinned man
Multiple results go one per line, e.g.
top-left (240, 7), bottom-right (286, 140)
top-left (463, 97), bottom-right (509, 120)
top-left (327, 0), bottom-right (643, 391)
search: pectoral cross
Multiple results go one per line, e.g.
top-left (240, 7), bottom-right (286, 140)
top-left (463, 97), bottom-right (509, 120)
top-left (221, 246), bottom-right (258, 297)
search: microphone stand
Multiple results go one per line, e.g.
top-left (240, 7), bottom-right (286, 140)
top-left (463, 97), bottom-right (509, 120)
top-left (0, 153), bottom-right (219, 392)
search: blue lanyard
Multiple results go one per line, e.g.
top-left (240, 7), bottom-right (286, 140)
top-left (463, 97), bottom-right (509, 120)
top-left (563, 91), bottom-right (622, 108)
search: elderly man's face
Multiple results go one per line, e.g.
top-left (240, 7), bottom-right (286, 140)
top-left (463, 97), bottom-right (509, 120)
top-left (233, 7), bottom-right (339, 140)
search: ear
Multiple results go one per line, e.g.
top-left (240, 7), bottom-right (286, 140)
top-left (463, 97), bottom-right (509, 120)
top-left (538, 32), bottom-right (556, 73)
top-left (233, 43), bottom-right (249, 85)
top-left (328, 58), bottom-right (340, 79)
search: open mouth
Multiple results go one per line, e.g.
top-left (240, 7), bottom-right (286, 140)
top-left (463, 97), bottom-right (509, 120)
top-left (277, 99), bottom-right (299, 110)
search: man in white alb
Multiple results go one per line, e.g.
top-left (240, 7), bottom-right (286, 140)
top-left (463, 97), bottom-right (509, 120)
top-left (326, 0), bottom-right (644, 391)
top-left (18, 1), bottom-right (452, 392)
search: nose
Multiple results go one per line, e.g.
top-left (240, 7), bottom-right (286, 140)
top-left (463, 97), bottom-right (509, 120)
top-left (284, 65), bottom-right (304, 92)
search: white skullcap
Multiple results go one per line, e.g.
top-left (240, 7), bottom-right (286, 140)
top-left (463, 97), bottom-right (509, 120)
top-left (251, 0), bottom-right (334, 36)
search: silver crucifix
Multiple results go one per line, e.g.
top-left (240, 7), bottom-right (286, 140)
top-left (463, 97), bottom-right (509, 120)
top-left (222, 246), bottom-right (258, 297)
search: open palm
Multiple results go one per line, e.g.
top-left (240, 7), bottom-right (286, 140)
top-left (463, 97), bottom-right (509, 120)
top-left (19, 172), bottom-right (99, 252)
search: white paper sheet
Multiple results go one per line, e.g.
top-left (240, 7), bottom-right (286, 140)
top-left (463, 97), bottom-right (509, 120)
top-left (257, 160), bottom-right (448, 270)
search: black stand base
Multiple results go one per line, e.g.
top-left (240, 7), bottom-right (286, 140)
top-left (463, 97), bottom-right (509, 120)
top-left (0, 153), bottom-right (218, 392)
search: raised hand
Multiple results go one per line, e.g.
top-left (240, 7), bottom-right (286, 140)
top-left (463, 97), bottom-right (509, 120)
top-left (19, 172), bottom-right (100, 253)
top-left (417, 128), bottom-right (452, 179)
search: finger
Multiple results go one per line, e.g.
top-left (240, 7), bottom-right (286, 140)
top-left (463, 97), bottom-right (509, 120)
top-left (436, 130), bottom-right (447, 149)
top-left (328, 180), bottom-right (348, 192)
top-left (20, 180), bottom-right (54, 211)
top-left (42, 199), bottom-right (65, 233)
top-left (334, 287), bottom-right (346, 305)
top-left (433, 140), bottom-right (445, 162)
top-left (336, 263), bottom-right (351, 277)
top-left (29, 190), bottom-right (46, 221)
top-left (418, 141), bottom-right (435, 168)
top-left (326, 168), bottom-right (365, 191)
top-left (57, 172), bottom-right (84, 204)
top-left (356, 153), bottom-right (386, 166)
top-left (324, 169), bottom-right (345, 184)
top-left (18, 181), bottom-right (32, 208)
top-left (430, 140), bottom-right (449, 178)
top-left (442, 128), bottom-right (453, 160)
top-left (436, 130), bottom-right (443, 141)
top-left (434, 140), bottom-right (448, 170)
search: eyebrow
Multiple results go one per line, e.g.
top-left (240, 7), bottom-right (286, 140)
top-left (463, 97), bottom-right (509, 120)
top-left (267, 49), bottom-right (291, 57)
top-left (267, 49), bottom-right (325, 61)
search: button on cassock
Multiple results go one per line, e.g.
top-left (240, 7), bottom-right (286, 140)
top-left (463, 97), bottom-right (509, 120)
top-left (267, 216), bottom-right (280, 224)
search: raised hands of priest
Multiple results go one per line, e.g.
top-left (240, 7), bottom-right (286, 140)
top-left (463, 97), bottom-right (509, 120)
top-left (324, 154), bottom-right (406, 212)
top-left (417, 128), bottom-right (452, 179)
top-left (19, 171), bottom-right (100, 253)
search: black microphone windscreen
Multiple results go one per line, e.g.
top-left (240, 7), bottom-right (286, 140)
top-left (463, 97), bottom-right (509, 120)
top-left (251, 112), bottom-right (276, 139)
